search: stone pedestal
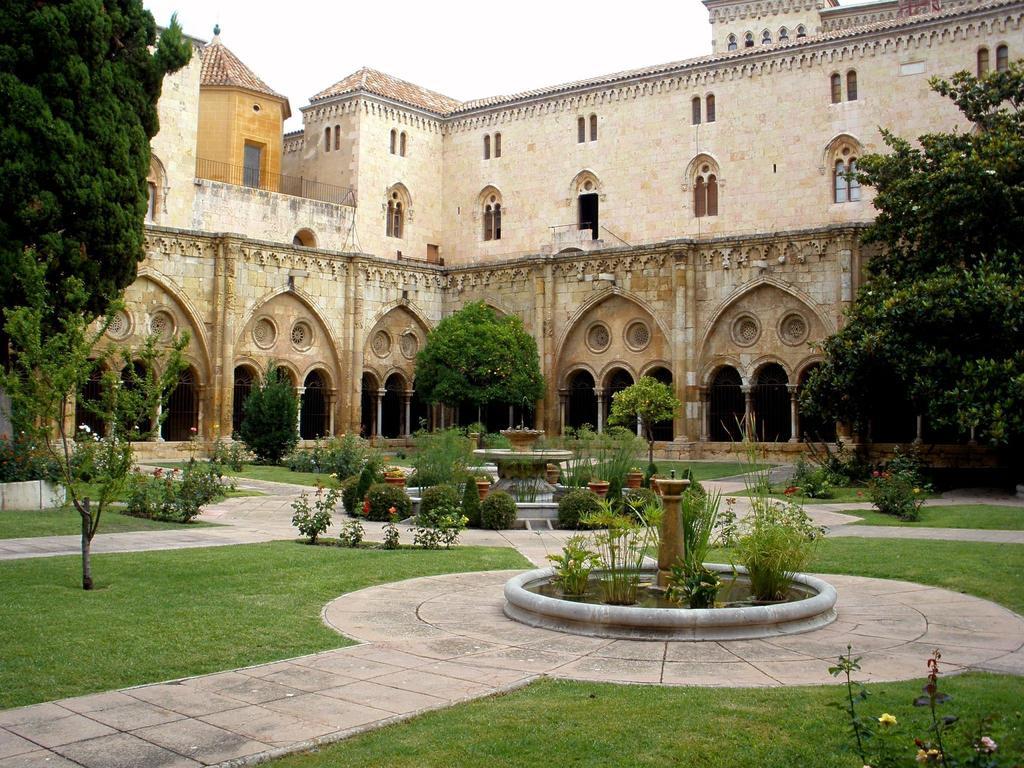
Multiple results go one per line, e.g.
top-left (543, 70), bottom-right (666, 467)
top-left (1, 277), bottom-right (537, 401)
top-left (655, 477), bottom-right (690, 589)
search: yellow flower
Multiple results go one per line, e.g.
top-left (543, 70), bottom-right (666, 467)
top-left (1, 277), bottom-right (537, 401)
top-left (878, 713), bottom-right (897, 727)
top-left (913, 487), bottom-right (921, 494)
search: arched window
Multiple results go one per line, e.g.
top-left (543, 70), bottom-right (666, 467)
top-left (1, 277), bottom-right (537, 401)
top-left (494, 132), bottom-right (501, 158)
top-left (400, 131), bottom-right (407, 157)
top-left (386, 199), bottom-right (394, 236)
top-left (484, 134), bottom-right (491, 160)
top-left (796, 25), bottom-right (807, 38)
top-left (393, 201), bottom-right (403, 238)
top-left (834, 156), bottom-right (860, 203)
top-left (830, 73), bottom-right (842, 104)
top-left (482, 191), bottom-right (503, 241)
top-left (589, 114), bottom-right (598, 141)
top-left (779, 27), bottom-right (789, 42)
top-left (292, 228), bottom-right (316, 247)
top-left (996, 44), bottom-right (1009, 72)
top-left (693, 162), bottom-right (719, 217)
top-left (846, 70), bottom-right (858, 101)
top-left (706, 94), bottom-right (716, 123)
top-left (334, 125), bottom-right (340, 151)
top-left (727, 34), bottom-right (738, 51)
top-left (744, 31), bottom-right (754, 47)
top-left (146, 182), bottom-right (157, 223)
top-left (577, 116), bottom-right (586, 143)
top-left (978, 47), bottom-right (990, 76)
top-left (324, 127), bottom-right (331, 152)
top-left (494, 203), bottom-right (501, 239)
top-left (691, 96), bottom-right (701, 125)
top-left (483, 204), bottom-right (493, 241)
top-left (390, 129), bottom-right (397, 154)
top-left (762, 29), bottom-right (772, 45)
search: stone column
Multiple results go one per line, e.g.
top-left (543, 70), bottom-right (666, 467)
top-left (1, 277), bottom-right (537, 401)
top-left (698, 387), bottom-right (710, 442)
top-left (557, 388), bottom-right (568, 435)
top-left (155, 402), bottom-right (164, 442)
top-left (375, 389), bottom-right (385, 438)
top-left (328, 391), bottom-right (337, 436)
top-left (595, 388), bottom-right (605, 433)
top-left (788, 385), bottom-right (800, 444)
top-left (403, 391), bottom-right (413, 437)
top-left (296, 387), bottom-right (305, 436)
top-left (508, 404), bottom-right (514, 430)
top-left (914, 414), bottom-right (923, 444)
top-left (655, 477), bottom-right (691, 589)
top-left (197, 384), bottom-right (207, 440)
top-left (741, 385), bottom-right (753, 439)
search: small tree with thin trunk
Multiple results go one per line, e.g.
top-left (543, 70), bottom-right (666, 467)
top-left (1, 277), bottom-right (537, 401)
top-left (608, 376), bottom-right (680, 468)
top-left (0, 257), bottom-right (187, 589)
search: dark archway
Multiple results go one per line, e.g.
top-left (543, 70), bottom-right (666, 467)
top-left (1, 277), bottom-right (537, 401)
top-left (300, 370), bottom-right (329, 440)
top-left (76, 363), bottom-right (106, 437)
top-left (797, 365), bottom-right (836, 441)
top-left (121, 360), bottom-right (153, 438)
top-left (605, 368), bottom-right (635, 432)
top-left (232, 365), bottom-right (257, 436)
top-left (646, 367), bottom-right (674, 441)
top-left (162, 366), bottom-right (199, 441)
top-left (709, 366), bottom-right (743, 441)
top-left (360, 373), bottom-right (378, 438)
top-left (567, 370), bottom-right (597, 431)
top-left (410, 385), bottom-right (431, 433)
top-left (752, 363), bottom-right (790, 442)
top-left (382, 373), bottom-right (405, 438)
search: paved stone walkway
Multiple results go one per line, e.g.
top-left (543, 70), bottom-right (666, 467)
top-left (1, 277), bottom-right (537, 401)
top-left (3, 569), bottom-right (1021, 768)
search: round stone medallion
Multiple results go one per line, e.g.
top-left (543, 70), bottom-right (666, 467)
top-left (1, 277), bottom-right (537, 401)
top-left (730, 314), bottom-right (761, 347)
top-left (779, 312), bottom-right (809, 346)
top-left (624, 320), bottom-right (651, 352)
top-left (291, 321), bottom-right (313, 351)
top-left (399, 332), bottom-right (418, 359)
top-left (149, 310), bottom-right (174, 339)
top-left (252, 318), bottom-right (276, 349)
top-left (106, 310), bottom-right (131, 340)
top-left (372, 330), bottom-right (392, 357)
top-left (586, 323), bottom-right (611, 354)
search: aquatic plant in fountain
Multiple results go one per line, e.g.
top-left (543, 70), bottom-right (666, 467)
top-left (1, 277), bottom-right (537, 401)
top-left (581, 499), bottom-right (661, 605)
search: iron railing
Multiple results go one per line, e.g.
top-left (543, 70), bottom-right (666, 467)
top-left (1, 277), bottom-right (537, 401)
top-left (195, 158), bottom-right (357, 207)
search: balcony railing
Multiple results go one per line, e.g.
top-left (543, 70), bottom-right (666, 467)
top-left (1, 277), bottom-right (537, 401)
top-left (195, 158), bottom-right (356, 207)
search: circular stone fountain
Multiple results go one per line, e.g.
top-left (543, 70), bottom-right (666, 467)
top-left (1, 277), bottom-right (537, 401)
top-left (474, 428), bottom-right (571, 503)
top-left (503, 477), bottom-right (838, 640)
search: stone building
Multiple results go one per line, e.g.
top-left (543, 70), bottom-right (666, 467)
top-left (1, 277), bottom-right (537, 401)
top-left (105, 0), bottom-right (1022, 457)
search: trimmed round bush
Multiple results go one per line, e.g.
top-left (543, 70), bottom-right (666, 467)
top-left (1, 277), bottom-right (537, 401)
top-left (461, 478), bottom-right (481, 528)
top-left (419, 484), bottom-right (461, 525)
top-left (557, 488), bottom-right (602, 529)
top-left (340, 475), bottom-right (361, 515)
top-left (365, 482), bottom-right (412, 521)
top-left (480, 490), bottom-right (517, 530)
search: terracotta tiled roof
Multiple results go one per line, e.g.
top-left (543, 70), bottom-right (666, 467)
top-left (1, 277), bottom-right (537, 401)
top-left (308, 0), bottom-right (1017, 117)
top-left (201, 37), bottom-right (291, 116)
top-left (310, 67), bottom-right (462, 114)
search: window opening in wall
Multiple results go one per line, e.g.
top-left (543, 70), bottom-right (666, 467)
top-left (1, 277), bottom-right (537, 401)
top-left (706, 94), bottom-right (716, 123)
top-left (334, 125), bottom-right (340, 151)
top-left (796, 25), bottom-right (806, 38)
top-left (727, 34), bottom-right (738, 50)
top-left (386, 192), bottom-right (404, 238)
top-left (589, 114), bottom-right (598, 141)
top-left (146, 182), bottom-right (157, 222)
top-left (390, 129), bottom-right (397, 154)
top-left (243, 142), bottom-right (262, 188)
top-left (494, 132), bottom-right (501, 157)
top-left (400, 131), bottom-right (407, 156)
top-left (578, 192), bottom-right (599, 239)
top-left (996, 44), bottom-right (1009, 72)
top-left (483, 195), bottom-right (502, 241)
top-left (762, 29), bottom-right (772, 44)
top-left (830, 73), bottom-right (842, 103)
top-left (691, 96), bottom-right (701, 125)
top-left (779, 27), bottom-right (789, 42)
top-left (694, 163), bottom-right (718, 217)
top-left (484, 134), bottom-right (491, 159)
top-left (978, 47), bottom-right (990, 76)
top-left (324, 127), bottom-right (331, 152)
top-left (744, 31), bottom-right (754, 47)
top-left (834, 152), bottom-right (860, 203)
top-left (846, 70), bottom-right (858, 101)
top-left (577, 116), bottom-right (586, 143)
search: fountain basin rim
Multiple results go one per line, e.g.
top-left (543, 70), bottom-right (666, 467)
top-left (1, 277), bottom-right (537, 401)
top-left (504, 564), bottom-right (838, 640)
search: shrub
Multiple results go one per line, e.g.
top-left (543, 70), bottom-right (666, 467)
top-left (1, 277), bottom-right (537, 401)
top-left (419, 484), bottom-right (461, 526)
top-left (557, 488), bottom-right (602, 529)
top-left (340, 475), bottom-right (361, 515)
top-left (382, 515), bottom-right (401, 549)
top-left (619, 487), bottom-right (659, 519)
top-left (338, 518), bottom-right (364, 548)
top-left (284, 433), bottom-right (371, 480)
top-left (238, 366), bottom-right (298, 464)
top-left (365, 482), bottom-right (412, 522)
top-left (461, 477), bottom-right (482, 527)
top-left (124, 460), bottom-right (232, 523)
top-left (291, 485), bottom-right (339, 544)
top-left (480, 490), bottom-right (517, 530)
top-left (408, 428), bottom-right (471, 488)
top-left (413, 505), bottom-right (467, 549)
top-left (868, 470), bottom-right (926, 521)
top-left (0, 434), bottom-right (59, 483)
top-left (731, 500), bottom-right (822, 601)
top-left (209, 439), bottom-right (250, 472)
top-left (354, 461), bottom-right (383, 505)
top-left (790, 456), bottom-right (833, 499)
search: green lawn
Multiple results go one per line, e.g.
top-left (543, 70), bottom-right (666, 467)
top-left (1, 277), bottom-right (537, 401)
top-left (153, 462), bottom-right (331, 487)
top-left (657, 460), bottom-right (774, 481)
top-left (0, 542), bottom-right (529, 709)
top-left (0, 507), bottom-right (216, 539)
top-left (849, 504), bottom-right (1024, 530)
top-left (735, 484), bottom-right (869, 502)
top-left (270, 674), bottom-right (1024, 768)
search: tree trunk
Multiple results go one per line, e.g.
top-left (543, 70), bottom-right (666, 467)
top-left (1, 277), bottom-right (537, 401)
top-left (81, 498), bottom-right (93, 591)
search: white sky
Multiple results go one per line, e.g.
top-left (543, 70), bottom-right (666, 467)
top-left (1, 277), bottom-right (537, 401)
top-left (142, 0), bottom-right (715, 130)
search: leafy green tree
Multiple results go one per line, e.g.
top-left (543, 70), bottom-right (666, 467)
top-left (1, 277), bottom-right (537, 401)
top-left (239, 365), bottom-right (299, 464)
top-left (802, 63), bottom-right (1024, 464)
top-left (608, 376), bottom-right (680, 468)
top-left (415, 302), bottom-right (545, 419)
top-left (0, 255), bottom-right (186, 589)
top-left (0, 1), bottom-right (192, 346)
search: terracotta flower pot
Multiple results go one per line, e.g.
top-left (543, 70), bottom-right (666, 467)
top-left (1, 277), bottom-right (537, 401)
top-left (545, 464), bottom-right (561, 485)
top-left (588, 480), bottom-right (610, 498)
top-left (625, 472), bottom-right (643, 489)
top-left (384, 475), bottom-right (406, 487)
top-left (476, 480), bottom-right (491, 500)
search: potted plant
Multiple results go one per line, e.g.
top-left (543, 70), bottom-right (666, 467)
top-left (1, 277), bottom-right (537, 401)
top-left (625, 466), bottom-right (644, 489)
top-left (383, 466), bottom-right (406, 487)
top-left (545, 463), bottom-right (561, 485)
top-left (475, 474), bottom-right (492, 500)
top-left (587, 478), bottom-right (610, 498)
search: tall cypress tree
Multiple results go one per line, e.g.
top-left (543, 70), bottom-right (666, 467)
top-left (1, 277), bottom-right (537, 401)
top-left (0, 0), bottom-right (192, 346)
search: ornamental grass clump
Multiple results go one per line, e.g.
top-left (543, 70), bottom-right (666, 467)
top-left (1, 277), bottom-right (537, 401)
top-left (546, 535), bottom-right (602, 596)
top-left (730, 499), bottom-right (822, 601)
top-left (581, 499), bottom-right (661, 606)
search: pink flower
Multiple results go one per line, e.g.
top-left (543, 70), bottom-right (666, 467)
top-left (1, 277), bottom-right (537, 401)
top-left (977, 736), bottom-right (997, 754)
